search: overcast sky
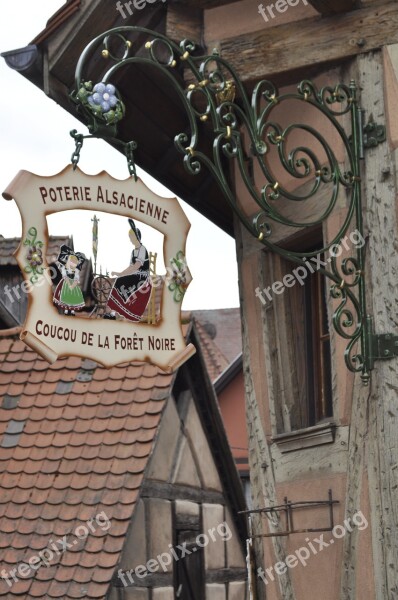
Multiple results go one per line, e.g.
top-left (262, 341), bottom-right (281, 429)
top-left (0, 1), bottom-right (240, 310)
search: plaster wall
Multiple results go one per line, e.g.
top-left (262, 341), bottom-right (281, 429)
top-left (218, 371), bottom-right (249, 471)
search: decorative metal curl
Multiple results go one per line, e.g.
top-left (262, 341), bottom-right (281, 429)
top-left (71, 26), bottom-right (371, 382)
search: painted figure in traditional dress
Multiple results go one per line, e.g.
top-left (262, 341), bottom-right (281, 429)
top-left (53, 245), bottom-right (86, 316)
top-left (104, 219), bottom-right (152, 321)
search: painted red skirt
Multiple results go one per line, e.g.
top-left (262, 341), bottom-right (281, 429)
top-left (107, 282), bottom-right (152, 322)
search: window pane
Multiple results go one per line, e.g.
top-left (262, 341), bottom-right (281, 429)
top-left (265, 247), bottom-right (333, 432)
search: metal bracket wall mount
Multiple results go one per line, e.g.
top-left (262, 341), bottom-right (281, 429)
top-left (70, 26), bottom-right (397, 384)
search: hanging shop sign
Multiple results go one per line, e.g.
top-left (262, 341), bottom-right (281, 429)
top-left (2, 165), bottom-right (195, 371)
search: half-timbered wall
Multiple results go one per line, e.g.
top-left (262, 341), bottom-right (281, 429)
top-left (112, 395), bottom-right (248, 600)
top-left (233, 51), bottom-right (398, 600)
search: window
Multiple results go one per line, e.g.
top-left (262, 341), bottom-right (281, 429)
top-left (173, 506), bottom-right (204, 600)
top-left (305, 263), bottom-right (333, 425)
top-left (263, 244), bottom-right (333, 433)
top-left (174, 529), bottom-right (204, 600)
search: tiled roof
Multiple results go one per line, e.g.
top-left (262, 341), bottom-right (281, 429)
top-left (191, 308), bottom-right (242, 364)
top-left (193, 319), bottom-right (230, 381)
top-left (189, 309), bottom-right (242, 381)
top-left (0, 235), bottom-right (72, 267)
top-left (0, 330), bottom-right (174, 600)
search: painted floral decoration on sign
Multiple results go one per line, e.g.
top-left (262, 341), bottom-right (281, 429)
top-left (24, 227), bottom-right (44, 284)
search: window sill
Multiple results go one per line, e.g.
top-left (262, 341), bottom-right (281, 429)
top-left (272, 422), bottom-right (336, 453)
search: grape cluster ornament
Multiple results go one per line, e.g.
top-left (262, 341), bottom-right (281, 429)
top-left (88, 83), bottom-right (118, 112)
top-left (75, 81), bottom-right (125, 126)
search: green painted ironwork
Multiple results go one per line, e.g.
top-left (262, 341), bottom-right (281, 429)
top-left (70, 26), bottom-right (391, 384)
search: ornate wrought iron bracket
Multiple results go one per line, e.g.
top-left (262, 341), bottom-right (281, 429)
top-left (69, 26), bottom-right (397, 384)
top-left (239, 489), bottom-right (339, 537)
top-left (366, 316), bottom-right (398, 371)
top-left (362, 119), bottom-right (386, 152)
top-left (354, 109), bottom-right (386, 158)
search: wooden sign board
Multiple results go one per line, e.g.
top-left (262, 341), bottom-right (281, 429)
top-left (2, 165), bottom-right (195, 371)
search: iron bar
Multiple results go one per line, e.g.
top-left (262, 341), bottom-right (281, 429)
top-left (239, 489), bottom-right (339, 538)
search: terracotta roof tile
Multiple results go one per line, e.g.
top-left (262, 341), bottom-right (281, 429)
top-left (6, 351), bottom-right (24, 363)
top-left (88, 379), bottom-right (105, 394)
top-left (0, 339), bottom-right (13, 354)
top-left (47, 579), bottom-right (71, 598)
top-left (72, 381), bottom-right (90, 395)
top-left (0, 578), bottom-right (32, 596)
top-left (29, 580), bottom-right (56, 596)
top-left (36, 569), bottom-right (60, 585)
top-left (0, 361), bottom-right (19, 374)
top-left (85, 581), bottom-right (111, 599)
top-left (16, 360), bottom-right (36, 373)
top-left (65, 356), bottom-right (83, 370)
top-left (104, 378), bottom-right (123, 393)
top-left (5, 383), bottom-right (25, 396)
top-left (32, 359), bottom-right (51, 373)
top-left (8, 532), bottom-right (30, 550)
top-left (126, 364), bottom-right (145, 379)
top-left (12, 488), bottom-right (33, 504)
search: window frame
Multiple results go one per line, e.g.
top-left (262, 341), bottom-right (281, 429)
top-left (261, 230), bottom-right (335, 436)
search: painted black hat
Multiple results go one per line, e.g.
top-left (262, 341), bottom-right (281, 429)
top-left (56, 245), bottom-right (86, 270)
top-left (128, 218), bottom-right (142, 241)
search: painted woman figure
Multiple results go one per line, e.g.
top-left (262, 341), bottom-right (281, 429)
top-left (104, 219), bottom-right (152, 321)
top-left (53, 245), bottom-right (86, 316)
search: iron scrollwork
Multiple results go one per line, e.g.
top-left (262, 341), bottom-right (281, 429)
top-left (71, 27), bottom-right (372, 383)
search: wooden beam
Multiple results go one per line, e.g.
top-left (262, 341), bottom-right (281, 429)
top-left (218, 2), bottom-right (398, 83)
top-left (170, 0), bottom-right (241, 8)
top-left (206, 568), bottom-right (248, 583)
top-left (355, 50), bottom-right (398, 600)
top-left (166, 4), bottom-right (203, 44)
top-left (306, 0), bottom-right (359, 15)
top-left (113, 572), bottom-right (172, 588)
top-left (141, 480), bottom-right (226, 504)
